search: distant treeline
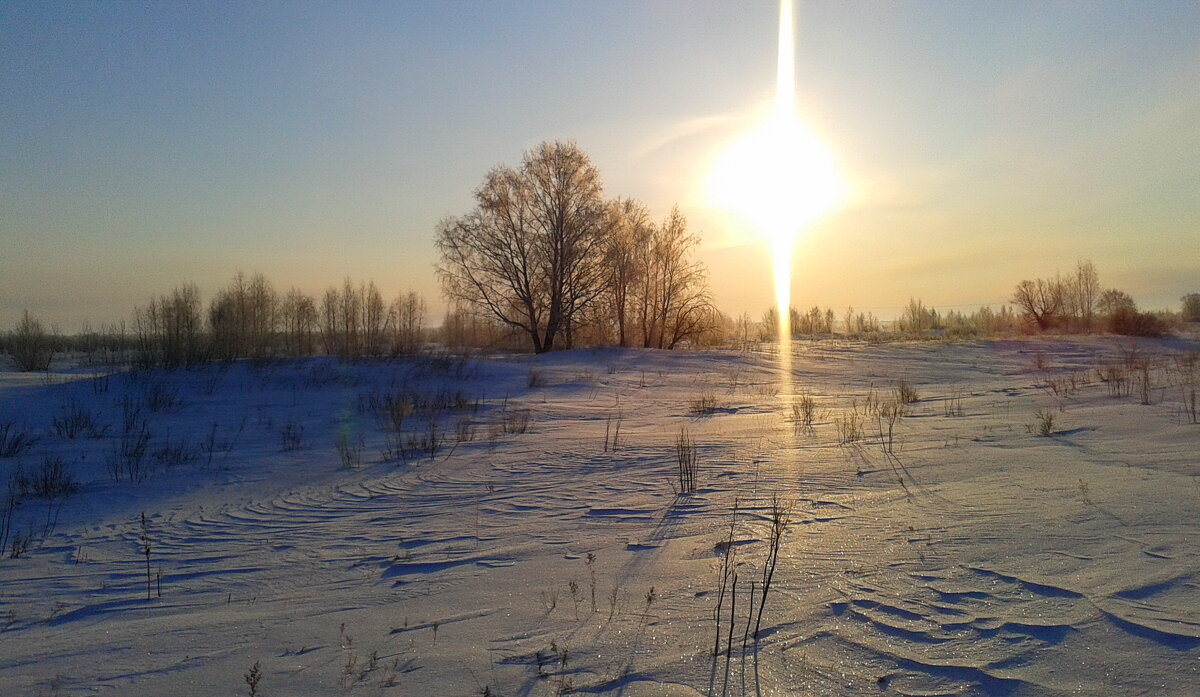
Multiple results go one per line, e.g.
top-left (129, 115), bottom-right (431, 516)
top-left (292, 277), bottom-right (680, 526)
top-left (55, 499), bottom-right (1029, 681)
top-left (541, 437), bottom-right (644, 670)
top-left (749, 260), bottom-right (1196, 343)
top-left (3, 265), bottom-right (1199, 373)
top-left (1, 272), bottom-right (432, 371)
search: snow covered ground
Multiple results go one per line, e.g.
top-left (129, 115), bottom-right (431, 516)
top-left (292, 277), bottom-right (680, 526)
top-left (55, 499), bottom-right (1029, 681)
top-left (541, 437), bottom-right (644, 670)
top-left (1, 337), bottom-right (1198, 696)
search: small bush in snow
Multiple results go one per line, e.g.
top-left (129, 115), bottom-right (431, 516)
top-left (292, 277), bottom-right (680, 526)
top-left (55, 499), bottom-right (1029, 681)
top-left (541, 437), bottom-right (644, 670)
top-left (834, 410), bottom-right (863, 444)
top-left (688, 391), bottom-right (719, 415)
top-left (7, 310), bottom-right (55, 372)
top-left (790, 393), bottom-right (819, 430)
top-left (52, 399), bottom-right (109, 439)
top-left (335, 431), bottom-right (362, 469)
top-left (13, 456), bottom-right (79, 499)
top-left (279, 420), bottom-right (304, 451)
top-left (501, 409), bottom-right (531, 434)
top-left (894, 378), bottom-right (919, 404)
top-left (152, 437), bottom-right (201, 467)
top-left (0, 422), bottom-right (38, 458)
top-left (244, 660), bottom-right (262, 697)
top-left (1033, 409), bottom-right (1056, 436)
top-left (527, 367), bottom-right (547, 388)
top-left (675, 427), bottom-right (698, 494)
top-left (144, 382), bottom-right (184, 413)
top-left (108, 403), bottom-right (151, 482)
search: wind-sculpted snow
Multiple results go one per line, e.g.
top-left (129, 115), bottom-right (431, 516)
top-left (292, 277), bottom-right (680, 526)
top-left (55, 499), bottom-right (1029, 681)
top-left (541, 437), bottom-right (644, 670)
top-left (1, 338), bottom-right (1198, 695)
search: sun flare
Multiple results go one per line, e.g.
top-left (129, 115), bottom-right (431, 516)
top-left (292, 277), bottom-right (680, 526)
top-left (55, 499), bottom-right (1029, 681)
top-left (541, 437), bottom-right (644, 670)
top-left (706, 114), bottom-right (843, 242)
top-left (706, 0), bottom-right (844, 345)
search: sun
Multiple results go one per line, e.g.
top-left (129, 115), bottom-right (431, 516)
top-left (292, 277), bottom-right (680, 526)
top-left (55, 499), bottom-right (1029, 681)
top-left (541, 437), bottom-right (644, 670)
top-left (706, 112), bottom-right (844, 239)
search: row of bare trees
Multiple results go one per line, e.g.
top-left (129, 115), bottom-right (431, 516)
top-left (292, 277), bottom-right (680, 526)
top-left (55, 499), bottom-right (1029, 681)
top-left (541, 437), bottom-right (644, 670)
top-left (131, 273), bottom-right (426, 367)
top-left (740, 259), bottom-right (1173, 341)
top-left (1011, 260), bottom-right (1170, 336)
top-left (436, 141), bottom-right (715, 353)
top-left (1010, 260), bottom-right (1101, 331)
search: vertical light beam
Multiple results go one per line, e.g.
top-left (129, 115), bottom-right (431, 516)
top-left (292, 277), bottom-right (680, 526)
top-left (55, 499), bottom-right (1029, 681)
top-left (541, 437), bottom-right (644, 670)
top-left (776, 0), bottom-right (796, 121)
top-left (773, 0), bottom-right (796, 352)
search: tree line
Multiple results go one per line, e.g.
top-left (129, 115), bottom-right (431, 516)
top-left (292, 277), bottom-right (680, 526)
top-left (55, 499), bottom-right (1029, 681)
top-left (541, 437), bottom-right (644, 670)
top-left (749, 260), bottom-right (1192, 342)
top-left (0, 273), bottom-right (428, 371)
top-left (1009, 260), bottom-right (1185, 337)
top-left (130, 273), bottom-right (427, 368)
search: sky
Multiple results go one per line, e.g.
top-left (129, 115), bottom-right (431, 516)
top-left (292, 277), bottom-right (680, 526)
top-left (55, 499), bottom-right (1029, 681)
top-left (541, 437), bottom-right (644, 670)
top-left (2, 0), bottom-right (1198, 331)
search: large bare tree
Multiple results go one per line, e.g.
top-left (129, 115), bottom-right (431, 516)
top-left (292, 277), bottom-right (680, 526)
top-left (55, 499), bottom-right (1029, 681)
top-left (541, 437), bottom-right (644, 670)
top-left (437, 141), bottom-right (606, 353)
top-left (1012, 277), bottom-right (1065, 331)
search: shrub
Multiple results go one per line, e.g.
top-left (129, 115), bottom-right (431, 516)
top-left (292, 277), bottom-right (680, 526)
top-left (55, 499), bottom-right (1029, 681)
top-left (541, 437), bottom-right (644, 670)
top-left (13, 457), bottom-right (79, 499)
top-left (53, 400), bottom-right (108, 439)
top-left (688, 391), bottom-right (719, 415)
top-left (675, 427), bottom-right (698, 494)
top-left (280, 420), bottom-right (304, 451)
top-left (527, 368), bottom-right (547, 388)
top-left (335, 431), bottom-right (362, 469)
top-left (1108, 307), bottom-right (1167, 337)
top-left (877, 398), bottom-right (903, 453)
top-left (144, 383), bottom-right (184, 413)
top-left (790, 393), bottom-right (819, 429)
top-left (501, 408), bottom-right (531, 434)
top-left (894, 379), bottom-right (919, 404)
top-left (7, 311), bottom-right (56, 371)
top-left (108, 401), bottom-right (151, 482)
top-left (152, 437), bottom-right (201, 467)
top-left (8, 310), bottom-right (55, 371)
top-left (0, 422), bottom-right (38, 458)
top-left (1033, 409), bottom-right (1056, 436)
top-left (835, 410), bottom-right (863, 444)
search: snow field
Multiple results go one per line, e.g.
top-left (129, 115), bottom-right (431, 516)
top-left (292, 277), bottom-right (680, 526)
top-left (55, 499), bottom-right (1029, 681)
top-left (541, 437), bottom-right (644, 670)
top-left (1, 338), bottom-right (1198, 695)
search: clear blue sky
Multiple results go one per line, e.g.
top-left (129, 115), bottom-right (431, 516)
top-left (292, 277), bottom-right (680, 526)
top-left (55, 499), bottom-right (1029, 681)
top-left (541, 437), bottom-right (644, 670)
top-left (3, 1), bottom-right (1198, 330)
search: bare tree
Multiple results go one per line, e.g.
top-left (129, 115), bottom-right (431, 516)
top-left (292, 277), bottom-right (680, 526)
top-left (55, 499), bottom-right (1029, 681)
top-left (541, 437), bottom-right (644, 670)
top-left (134, 284), bottom-right (205, 368)
top-left (208, 271), bottom-right (278, 359)
top-left (1182, 293), bottom-right (1200, 323)
top-left (793, 306), bottom-right (837, 336)
top-left (626, 207), bottom-right (713, 349)
top-left (320, 279), bottom-right (360, 357)
top-left (440, 303), bottom-right (515, 352)
top-left (207, 272), bottom-right (247, 360)
top-left (360, 280), bottom-right (387, 357)
top-left (246, 272), bottom-right (278, 356)
top-left (1012, 277), bottom-right (1065, 331)
top-left (437, 141), bottom-right (607, 353)
top-left (389, 290), bottom-right (426, 355)
top-left (646, 207), bottom-right (713, 349)
top-left (1065, 260), bottom-right (1100, 331)
top-left (315, 278), bottom-right (386, 357)
top-left (603, 198), bottom-right (651, 347)
top-left (279, 288), bottom-right (317, 356)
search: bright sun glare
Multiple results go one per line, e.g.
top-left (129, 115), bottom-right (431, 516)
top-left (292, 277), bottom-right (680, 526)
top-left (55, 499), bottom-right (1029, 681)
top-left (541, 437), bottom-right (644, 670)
top-left (706, 0), bottom-right (844, 341)
top-left (706, 114), bottom-right (843, 238)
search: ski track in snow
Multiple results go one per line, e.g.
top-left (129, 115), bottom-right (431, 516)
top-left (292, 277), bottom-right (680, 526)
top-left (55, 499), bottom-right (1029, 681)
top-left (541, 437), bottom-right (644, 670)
top-left (1, 338), bottom-right (1198, 695)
